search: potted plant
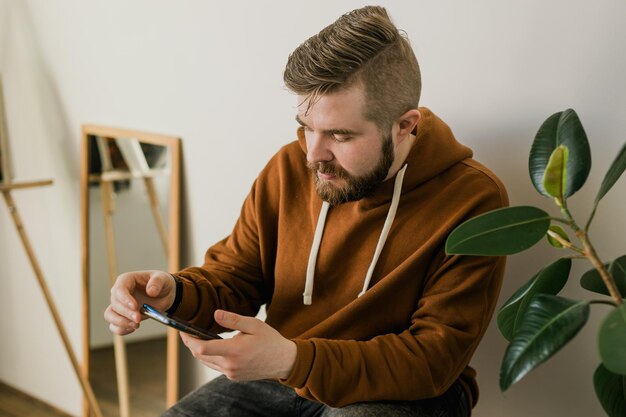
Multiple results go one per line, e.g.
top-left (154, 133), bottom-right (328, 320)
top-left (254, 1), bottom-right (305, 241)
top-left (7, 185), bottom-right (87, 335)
top-left (445, 109), bottom-right (626, 416)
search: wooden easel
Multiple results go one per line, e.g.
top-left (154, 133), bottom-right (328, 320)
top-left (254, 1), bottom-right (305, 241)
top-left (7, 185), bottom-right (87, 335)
top-left (1, 183), bottom-right (105, 417)
top-left (0, 78), bottom-right (103, 416)
top-left (89, 136), bottom-right (171, 417)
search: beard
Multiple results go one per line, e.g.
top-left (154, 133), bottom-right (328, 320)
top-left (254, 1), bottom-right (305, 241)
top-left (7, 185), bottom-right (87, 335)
top-left (307, 134), bottom-right (395, 206)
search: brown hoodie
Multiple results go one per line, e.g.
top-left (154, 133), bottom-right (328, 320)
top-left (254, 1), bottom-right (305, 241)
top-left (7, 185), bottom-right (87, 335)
top-left (172, 108), bottom-right (508, 409)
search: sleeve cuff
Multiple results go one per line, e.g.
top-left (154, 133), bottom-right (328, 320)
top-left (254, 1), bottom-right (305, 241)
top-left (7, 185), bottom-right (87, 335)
top-left (167, 274), bottom-right (202, 321)
top-left (165, 274), bottom-right (183, 314)
top-left (281, 339), bottom-right (315, 389)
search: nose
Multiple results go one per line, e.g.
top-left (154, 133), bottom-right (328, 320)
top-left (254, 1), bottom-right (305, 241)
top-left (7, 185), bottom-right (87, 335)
top-left (306, 133), bottom-right (333, 164)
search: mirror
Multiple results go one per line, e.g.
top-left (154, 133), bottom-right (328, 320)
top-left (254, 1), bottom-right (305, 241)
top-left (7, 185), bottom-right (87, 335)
top-left (81, 125), bottom-right (180, 417)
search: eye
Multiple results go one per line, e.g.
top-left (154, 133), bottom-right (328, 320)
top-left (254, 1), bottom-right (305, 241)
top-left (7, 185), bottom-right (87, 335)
top-left (332, 134), bottom-right (352, 143)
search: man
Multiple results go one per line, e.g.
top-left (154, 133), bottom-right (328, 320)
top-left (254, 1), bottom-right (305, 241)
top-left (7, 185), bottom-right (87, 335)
top-left (105, 6), bottom-right (507, 417)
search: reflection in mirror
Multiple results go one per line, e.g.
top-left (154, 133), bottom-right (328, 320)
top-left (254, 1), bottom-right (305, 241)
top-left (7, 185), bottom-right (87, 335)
top-left (81, 125), bottom-right (180, 417)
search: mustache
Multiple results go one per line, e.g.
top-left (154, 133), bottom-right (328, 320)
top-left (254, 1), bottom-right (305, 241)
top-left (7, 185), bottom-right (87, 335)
top-left (306, 162), bottom-right (351, 180)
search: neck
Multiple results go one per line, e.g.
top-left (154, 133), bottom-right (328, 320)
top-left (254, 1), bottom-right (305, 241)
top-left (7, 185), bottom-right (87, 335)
top-left (385, 133), bottom-right (416, 181)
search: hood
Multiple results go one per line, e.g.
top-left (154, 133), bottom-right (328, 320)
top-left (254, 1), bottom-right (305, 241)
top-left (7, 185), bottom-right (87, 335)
top-left (402, 107), bottom-right (473, 188)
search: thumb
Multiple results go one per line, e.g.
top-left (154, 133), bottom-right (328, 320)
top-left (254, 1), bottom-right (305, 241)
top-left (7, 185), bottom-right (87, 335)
top-left (214, 310), bottom-right (260, 334)
top-left (145, 272), bottom-right (171, 298)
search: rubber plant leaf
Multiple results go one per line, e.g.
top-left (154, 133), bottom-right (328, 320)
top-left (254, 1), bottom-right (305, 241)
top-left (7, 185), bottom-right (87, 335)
top-left (529, 109), bottom-right (591, 198)
top-left (500, 294), bottom-right (589, 391)
top-left (599, 302), bottom-right (626, 375)
top-left (588, 141), bottom-right (626, 229)
top-left (595, 141), bottom-right (626, 204)
top-left (445, 206), bottom-right (550, 256)
top-left (546, 225), bottom-right (570, 249)
top-left (497, 258), bottom-right (571, 341)
top-left (594, 364), bottom-right (626, 417)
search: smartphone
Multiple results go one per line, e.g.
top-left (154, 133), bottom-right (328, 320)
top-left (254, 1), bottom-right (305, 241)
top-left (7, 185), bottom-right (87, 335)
top-left (142, 303), bottom-right (222, 340)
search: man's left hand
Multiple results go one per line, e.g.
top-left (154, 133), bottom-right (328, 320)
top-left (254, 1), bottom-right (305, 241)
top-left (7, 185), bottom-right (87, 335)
top-left (180, 310), bottom-right (297, 381)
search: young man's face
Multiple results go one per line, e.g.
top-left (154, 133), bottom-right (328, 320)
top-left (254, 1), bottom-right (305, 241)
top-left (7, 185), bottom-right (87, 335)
top-left (297, 84), bottom-right (395, 205)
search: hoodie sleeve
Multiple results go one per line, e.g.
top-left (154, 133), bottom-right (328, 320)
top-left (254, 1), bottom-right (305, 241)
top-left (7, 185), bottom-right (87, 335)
top-left (165, 142), bottom-right (299, 332)
top-left (168, 177), bottom-right (274, 331)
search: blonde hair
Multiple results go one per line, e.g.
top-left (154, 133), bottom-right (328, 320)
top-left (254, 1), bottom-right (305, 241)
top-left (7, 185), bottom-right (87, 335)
top-left (283, 6), bottom-right (421, 132)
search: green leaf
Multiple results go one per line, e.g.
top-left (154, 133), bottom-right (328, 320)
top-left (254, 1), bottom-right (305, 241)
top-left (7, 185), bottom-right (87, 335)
top-left (546, 225), bottom-right (570, 249)
top-left (542, 145), bottom-right (569, 201)
top-left (595, 141), bottom-right (626, 204)
top-left (599, 303), bottom-right (626, 375)
top-left (498, 258), bottom-right (571, 341)
top-left (445, 206), bottom-right (551, 256)
top-left (500, 295), bottom-right (589, 391)
top-left (580, 255), bottom-right (626, 298)
top-left (529, 109), bottom-right (591, 198)
top-left (588, 141), bottom-right (626, 230)
top-left (594, 364), bottom-right (626, 417)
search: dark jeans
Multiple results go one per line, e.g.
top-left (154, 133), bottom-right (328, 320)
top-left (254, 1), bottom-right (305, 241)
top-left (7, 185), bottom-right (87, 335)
top-left (162, 375), bottom-right (469, 417)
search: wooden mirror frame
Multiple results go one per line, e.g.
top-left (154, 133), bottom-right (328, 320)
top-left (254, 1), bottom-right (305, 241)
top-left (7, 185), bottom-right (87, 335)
top-left (0, 75), bottom-right (13, 184)
top-left (80, 124), bottom-right (181, 416)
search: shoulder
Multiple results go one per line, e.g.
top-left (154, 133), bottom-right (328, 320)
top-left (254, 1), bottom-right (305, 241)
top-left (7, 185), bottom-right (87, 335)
top-left (253, 140), bottom-right (310, 199)
top-left (244, 140), bottom-right (314, 222)
top-left (411, 157), bottom-right (509, 221)
top-left (458, 158), bottom-right (509, 207)
top-left (259, 141), bottom-right (307, 178)
top-left (435, 158), bottom-right (510, 221)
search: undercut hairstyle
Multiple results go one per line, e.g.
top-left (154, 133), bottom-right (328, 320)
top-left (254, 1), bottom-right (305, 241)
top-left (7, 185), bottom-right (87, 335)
top-left (283, 5), bottom-right (421, 133)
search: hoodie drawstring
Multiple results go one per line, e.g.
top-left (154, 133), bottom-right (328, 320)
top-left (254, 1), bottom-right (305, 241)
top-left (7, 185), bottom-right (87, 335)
top-left (303, 200), bottom-right (330, 305)
top-left (303, 164), bottom-right (408, 305)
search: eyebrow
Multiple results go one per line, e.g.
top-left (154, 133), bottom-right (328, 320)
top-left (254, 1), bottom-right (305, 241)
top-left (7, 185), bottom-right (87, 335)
top-left (295, 115), bottom-right (360, 136)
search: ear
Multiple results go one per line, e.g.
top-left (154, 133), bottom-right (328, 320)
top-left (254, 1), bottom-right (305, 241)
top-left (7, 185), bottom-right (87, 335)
top-left (395, 109), bottom-right (421, 143)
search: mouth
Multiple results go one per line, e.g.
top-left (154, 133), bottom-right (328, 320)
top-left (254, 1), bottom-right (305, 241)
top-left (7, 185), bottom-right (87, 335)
top-left (317, 171), bottom-right (337, 181)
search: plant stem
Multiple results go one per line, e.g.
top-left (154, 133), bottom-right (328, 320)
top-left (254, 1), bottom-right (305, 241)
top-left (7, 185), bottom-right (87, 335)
top-left (585, 204), bottom-right (598, 232)
top-left (559, 205), bottom-right (580, 232)
top-left (559, 203), bottom-right (623, 305)
top-left (576, 230), bottom-right (623, 305)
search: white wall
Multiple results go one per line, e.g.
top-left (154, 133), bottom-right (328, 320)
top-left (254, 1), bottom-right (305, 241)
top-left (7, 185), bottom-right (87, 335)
top-left (0, 0), bottom-right (625, 416)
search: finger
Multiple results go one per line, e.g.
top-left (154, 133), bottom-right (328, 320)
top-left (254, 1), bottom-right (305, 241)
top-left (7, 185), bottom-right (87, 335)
top-left (109, 322), bottom-right (139, 336)
top-left (214, 310), bottom-right (261, 334)
top-left (180, 332), bottom-right (199, 351)
top-left (180, 335), bottom-right (226, 373)
top-left (110, 275), bottom-right (139, 310)
top-left (104, 305), bottom-right (140, 330)
top-left (109, 292), bottom-right (142, 323)
top-left (180, 331), bottom-right (234, 357)
top-left (145, 272), bottom-right (170, 298)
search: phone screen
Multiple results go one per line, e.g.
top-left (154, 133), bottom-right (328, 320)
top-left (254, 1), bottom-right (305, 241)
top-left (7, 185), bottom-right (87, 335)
top-left (142, 303), bottom-right (222, 340)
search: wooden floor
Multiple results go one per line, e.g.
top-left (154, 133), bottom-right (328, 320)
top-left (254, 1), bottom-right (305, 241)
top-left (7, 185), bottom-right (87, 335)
top-left (0, 337), bottom-right (167, 417)
top-left (0, 382), bottom-right (71, 417)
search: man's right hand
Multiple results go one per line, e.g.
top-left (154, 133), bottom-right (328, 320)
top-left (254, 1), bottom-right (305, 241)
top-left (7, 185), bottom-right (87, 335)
top-left (104, 270), bottom-right (177, 335)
